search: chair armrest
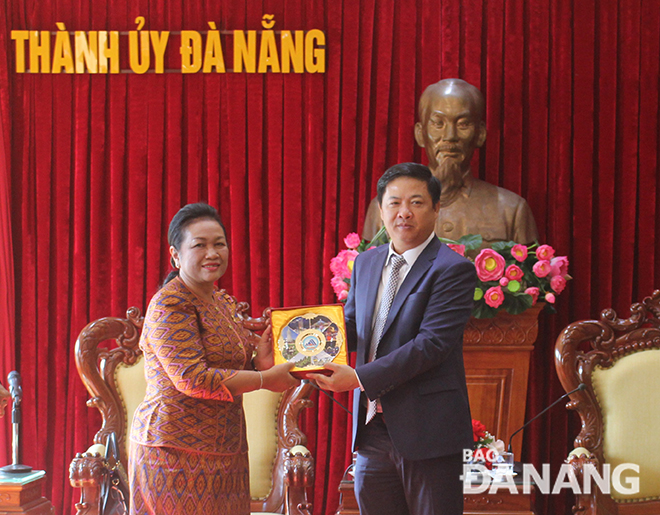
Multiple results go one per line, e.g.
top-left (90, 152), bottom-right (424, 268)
top-left (568, 446), bottom-right (592, 460)
top-left (566, 449), bottom-right (618, 515)
top-left (284, 446), bottom-right (314, 515)
top-left (87, 443), bottom-right (107, 456)
top-left (288, 445), bottom-right (311, 457)
top-left (69, 450), bottom-right (106, 515)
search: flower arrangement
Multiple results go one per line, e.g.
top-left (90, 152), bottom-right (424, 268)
top-left (472, 419), bottom-right (494, 448)
top-left (329, 227), bottom-right (389, 301)
top-left (330, 229), bottom-right (570, 319)
top-left (443, 233), bottom-right (571, 318)
top-left (329, 234), bottom-right (360, 301)
top-left (471, 419), bottom-right (506, 469)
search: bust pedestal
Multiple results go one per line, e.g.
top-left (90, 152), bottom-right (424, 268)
top-left (463, 303), bottom-right (544, 458)
top-left (0, 471), bottom-right (54, 515)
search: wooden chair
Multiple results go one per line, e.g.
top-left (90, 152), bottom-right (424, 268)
top-left (0, 383), bottom-right (8, 418)
top-left (555, 290), bottom-right (660, 515)
top-left (69, 297), bottom-right (314, 515)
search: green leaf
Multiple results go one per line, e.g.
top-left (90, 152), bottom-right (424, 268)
top-left (457, 234), bottom-right (483, 250)
top-left (357, 225), bottom-right (390, 251)
top-left (356, 240), bottom-right (370, 252)
top-left (491, 240), bottom-right (516, 252)
top-left (543, 303), bottom-right (557, 315)
top-left (472, 301), bottom-right (498, 319)
top-left (503, 293), bottom-right (534, 315)
top-left (369, 225), bottom-right (390, 248)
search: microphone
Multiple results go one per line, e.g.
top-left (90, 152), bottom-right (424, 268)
top-left (0, 370), bottom-right (32, 475)
top-left (508, 383), bottom-right (587, 453)
top-left (7, 371), bottom-right (22, 404)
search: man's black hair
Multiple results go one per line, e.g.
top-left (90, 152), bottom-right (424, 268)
top-left (376, 163), bottom-right (441, 206)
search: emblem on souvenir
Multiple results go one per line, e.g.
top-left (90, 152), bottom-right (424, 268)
top-left (271, 305), bottom-right (347, 377)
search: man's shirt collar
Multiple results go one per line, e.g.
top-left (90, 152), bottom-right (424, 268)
top-left (387, 231), bottom-right (436, 268)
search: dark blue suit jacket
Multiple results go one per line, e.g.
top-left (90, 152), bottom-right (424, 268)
top-left (345, 237), bottom-right (476, 460)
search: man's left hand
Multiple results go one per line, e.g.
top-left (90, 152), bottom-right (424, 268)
top-left (307, 363), bottom-right (360, 392)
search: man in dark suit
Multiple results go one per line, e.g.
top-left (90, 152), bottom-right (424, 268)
top-left (310, 163), bottom-right (476, 515)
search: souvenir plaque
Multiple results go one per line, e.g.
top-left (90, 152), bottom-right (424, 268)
top-left (271, 304), bottom-right (347, 378)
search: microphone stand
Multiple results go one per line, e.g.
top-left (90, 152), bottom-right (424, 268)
top-left (303, 380), bottom-right (353, 415)
top-left (507, 383), bottom-right (587, 454)
top-left (0, 371), bottom-right (32, 475)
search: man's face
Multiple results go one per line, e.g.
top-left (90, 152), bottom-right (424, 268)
top-left (414, 91), bottom-right (486, 174)
top-left (379, 176), bottom-right (440, 254)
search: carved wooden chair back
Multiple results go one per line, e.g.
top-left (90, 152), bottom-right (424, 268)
top-left (0, 383), bottom-right (9, 418)
top-left (69, 299), bottom-right (314, 515)
top-left (555, 290), bottom-right (660, 515)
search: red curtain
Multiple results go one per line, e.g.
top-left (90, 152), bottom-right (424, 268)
top-left (0, 0), bottom-right (15, 466)
top-left (1, 1), bottom-right (659, 514)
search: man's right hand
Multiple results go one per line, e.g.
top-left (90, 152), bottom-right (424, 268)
top-left (308, 363), bottom-right (360, 393)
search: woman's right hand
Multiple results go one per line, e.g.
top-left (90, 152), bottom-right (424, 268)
top-left (262, 363), bottom-right (301, 392)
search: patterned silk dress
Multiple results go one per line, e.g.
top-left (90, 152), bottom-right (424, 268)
top-left (129, 277), bottom-right (255, 514)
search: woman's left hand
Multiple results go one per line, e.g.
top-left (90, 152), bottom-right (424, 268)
top-left (253, 324), bottom-right (274, 371)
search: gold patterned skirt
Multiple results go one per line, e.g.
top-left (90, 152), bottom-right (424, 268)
top-left (129, 442), bottom-right (250, 515)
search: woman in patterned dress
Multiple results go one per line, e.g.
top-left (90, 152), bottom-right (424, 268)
top-left (129, 203), bottom-right (300, 514)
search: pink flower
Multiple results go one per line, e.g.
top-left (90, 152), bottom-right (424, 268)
top-left (330, 249), bottom-right (358, 279)
top-left (511, 244), bottom-right (528, 262)
top-left (499, 277), bottom-right (509, 287)
top-left (474, 249), bottom-right (506, 282)
top-left (484, 286), bottom-right (505, 308)
top-left (344, 233), bottom-right (362, 249)
top-left (447, 244), bottom-right (466, 257)
top-left (525, 287), bottom-right (540, 305)
top-left (367, 246), bottom-right (376, 251)
top-left (550, 256), bottom-right (569, 277)
top-left (532, 260), bottom-right (551, 278)
top-left (550, 275), bottom-right (566, 294)
top-left (536, 244), bottom-right (555, 261)
top-left (338, 289), bottom-right (349, 301)
top-left (545, 292), bottom-right (556, 304)
top-left (330, 276), bottom-right (349, 296)
top-left (505, 264), bottom-right (523, 281)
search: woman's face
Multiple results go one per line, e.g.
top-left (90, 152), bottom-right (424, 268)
top-left (170, 218), bottom-right (229, 291)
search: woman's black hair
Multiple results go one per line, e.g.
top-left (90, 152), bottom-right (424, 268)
top-left (162, 202), bottom-right (227, 285)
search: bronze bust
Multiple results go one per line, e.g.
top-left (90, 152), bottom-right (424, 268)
top-left (362, 79), bottom-right (538, 246)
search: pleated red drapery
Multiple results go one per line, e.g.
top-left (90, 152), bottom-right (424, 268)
top-left (0, 0), bottom-right (15, 462)
top-left (1, 1), bottom-right (660, 514)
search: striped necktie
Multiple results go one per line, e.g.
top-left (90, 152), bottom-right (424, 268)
top-left (365, 254), bottom-right (406, 424)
